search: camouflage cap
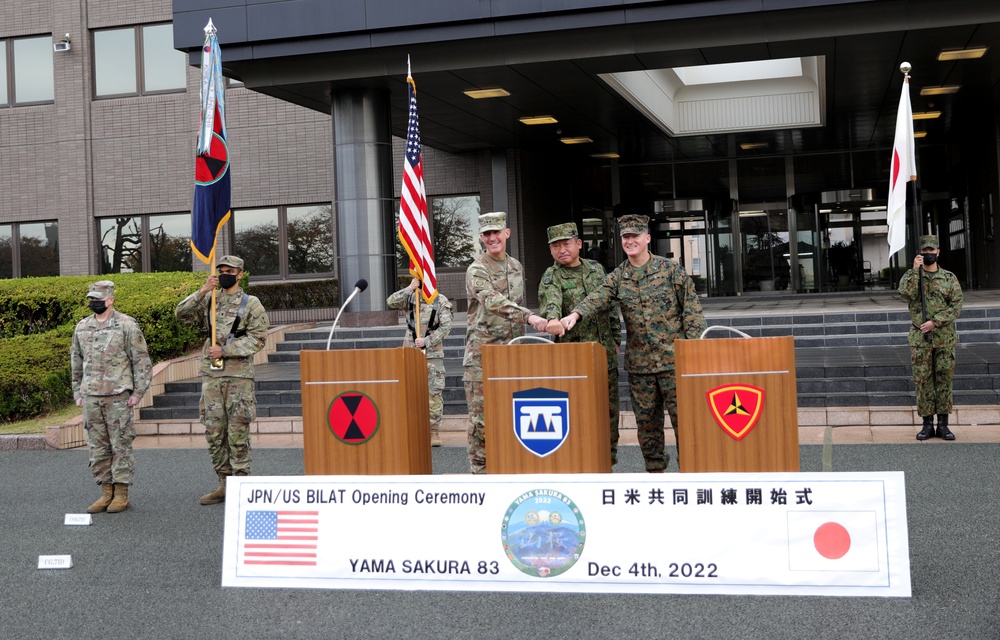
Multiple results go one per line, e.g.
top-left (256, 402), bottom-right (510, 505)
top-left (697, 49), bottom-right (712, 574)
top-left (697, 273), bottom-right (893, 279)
top-left (919, 235), bottom-right (940, 249)
top-left (546, 222), bottom-right (579, 244)
top-left (478, 211), bottom-right (507, 233)
top-left (216, 255), bottom-right (245, 270)
top-left (618, 214), bottom-right (650, 235)
top-left (86, 280), bottom-right (115, 299)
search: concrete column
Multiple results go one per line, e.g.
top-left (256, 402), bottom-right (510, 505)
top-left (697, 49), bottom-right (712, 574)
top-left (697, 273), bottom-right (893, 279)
top-left (331, 88), bottom-right (396, 326)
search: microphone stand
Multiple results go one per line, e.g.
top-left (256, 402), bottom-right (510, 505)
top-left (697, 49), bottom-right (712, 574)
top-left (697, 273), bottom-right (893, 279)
top-left (326, 280), bottom-right (368, 350)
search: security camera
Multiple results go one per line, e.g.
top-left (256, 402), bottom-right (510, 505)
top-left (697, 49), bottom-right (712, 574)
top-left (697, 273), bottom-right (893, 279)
top-left (53, 33), bottom-right (71, 52)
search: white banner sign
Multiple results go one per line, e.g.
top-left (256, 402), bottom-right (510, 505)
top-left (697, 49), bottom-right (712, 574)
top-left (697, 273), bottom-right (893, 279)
top-left (221, 472), bottom-right (910, 597)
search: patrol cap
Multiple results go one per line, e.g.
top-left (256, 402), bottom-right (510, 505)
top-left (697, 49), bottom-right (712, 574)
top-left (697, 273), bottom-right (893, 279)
top-left (919, 235), bottom-right (940, 250)
top-left (618, 214), bottom-right (650, 235)
top-left (216, 255), bottom-right (245, 270)
top-left (86, 280), bottom-right (115, 299)
top-left (478, 212), bottom-right (507, 233)
top-left (546, 222), bottom-right (579, 244)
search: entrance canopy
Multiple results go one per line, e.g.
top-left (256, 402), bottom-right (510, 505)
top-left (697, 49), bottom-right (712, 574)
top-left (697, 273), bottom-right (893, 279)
top-left (174, 0), bottom-right (1000, 173)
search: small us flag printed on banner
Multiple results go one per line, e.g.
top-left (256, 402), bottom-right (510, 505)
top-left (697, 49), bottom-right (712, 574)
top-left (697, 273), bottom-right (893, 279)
top-left (241, 510), bottom-right (319, 566)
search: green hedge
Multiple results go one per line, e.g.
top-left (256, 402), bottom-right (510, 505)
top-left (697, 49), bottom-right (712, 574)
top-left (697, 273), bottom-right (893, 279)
top-left (0, 273), bottom-right (207, 422)
top-left (0, 328), bottom-right (74, 421)
top-left (0, 272), bottom-right (349, 422)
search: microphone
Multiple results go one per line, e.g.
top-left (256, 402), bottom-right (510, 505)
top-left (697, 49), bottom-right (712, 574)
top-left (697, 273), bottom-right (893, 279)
top-left (326, 278), bottom-right (370, 350)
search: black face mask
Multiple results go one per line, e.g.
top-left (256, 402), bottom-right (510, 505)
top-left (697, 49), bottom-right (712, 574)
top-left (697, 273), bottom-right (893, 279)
top-left (921, 252), bottom-right (937, 266)
top-left (218, 273), bottom-right (239, 289)
top-left (88, 300), bottom-right (108, 314)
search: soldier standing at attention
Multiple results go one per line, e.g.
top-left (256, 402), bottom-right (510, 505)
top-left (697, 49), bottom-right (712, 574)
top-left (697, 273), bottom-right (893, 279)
top-left (464, 211), bottom-right (551, 473)
top-left (898, 235), bottom-right (963, 441)
top-left (538, 222), bottom-right (623, 464)
top-left (387, 278), bottom-right (454, 447)
top-left (175, 255), bottom-right (270, 504)
top-left (72, 280), bottom-right (152, 514)
top-left (561, 215), bottom-right (706, 472)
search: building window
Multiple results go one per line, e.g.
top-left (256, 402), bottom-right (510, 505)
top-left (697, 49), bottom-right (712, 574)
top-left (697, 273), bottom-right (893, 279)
top-left (395, 194), bottom-right (481, 272)
top-left (0, 221), bottom-right (59, 278)
top-left (430, 195), bottom-right (481, 268)
top-left (233, 204), bottom-right (335, 279)
top-left (0, 35), bottom-right (55, 106)
top-left (98, 214), bottom-right (190, 273)
top-left (93, 23), bottom-right (186, 98)
top-left (287, 205), bottom-right (336, 275)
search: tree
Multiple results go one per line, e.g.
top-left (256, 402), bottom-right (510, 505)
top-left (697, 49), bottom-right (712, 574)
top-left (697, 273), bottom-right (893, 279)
top-left (234, 221), bottom-right (280, 276)
top-left (287, 206), bottom-right (336, 274)
top-left (100, 217), bottom-right (142, 273)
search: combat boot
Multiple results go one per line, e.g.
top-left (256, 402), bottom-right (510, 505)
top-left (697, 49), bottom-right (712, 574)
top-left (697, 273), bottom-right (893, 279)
top-left (430, 430), bottom-right (442, 447)
top-left (937, 414), bottom-right (955, 441)
top-left (200, 474), bottom-right (227, 505)
top-left (107, 483), bottom-right (130, 513)
top-left (916, 416), bottom-right (935, 441)
top-left (86, 483), bottom-right (114, 513)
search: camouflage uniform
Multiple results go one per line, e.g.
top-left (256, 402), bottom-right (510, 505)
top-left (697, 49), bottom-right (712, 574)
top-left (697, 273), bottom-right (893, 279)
top-left (71, 283), bottom-right (152, 486)
top-left (386, 288), bottom-right (454, 443)
top-left (175, 266), bottom-right (269, 477)
top-left (898, 256), bottom-right (963, 418)
top-left (574, 222), bottom-right (706, 471)
top-left (538, 249), bottom-right (622, 464)
top-left (464, 235), bottom-right (534, 473)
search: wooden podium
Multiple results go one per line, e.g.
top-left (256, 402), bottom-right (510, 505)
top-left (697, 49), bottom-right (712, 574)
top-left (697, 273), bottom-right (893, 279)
top-left (300, 348), bottom-right (432, 475)
top-left (675, 335), bottom-right (799, 472)
top-left (483, 342), bottom-right (611, 473)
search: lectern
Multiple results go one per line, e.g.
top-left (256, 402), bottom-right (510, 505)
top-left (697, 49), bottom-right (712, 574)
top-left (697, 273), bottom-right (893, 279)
top-left (483, 342), bottom-right (611, 473)
top-left (300, 348), bottom-right (432, 475)
top-left (675, 335), bottom-right (799, 472)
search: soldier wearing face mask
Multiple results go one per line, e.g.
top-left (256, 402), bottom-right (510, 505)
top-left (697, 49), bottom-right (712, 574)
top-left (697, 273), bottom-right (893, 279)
top-left (175, 255), bottom-right (270, 503)
top-left (72, 280), bottom-right (152, 514)
top-left (898, 235), bottom-right (963, 441)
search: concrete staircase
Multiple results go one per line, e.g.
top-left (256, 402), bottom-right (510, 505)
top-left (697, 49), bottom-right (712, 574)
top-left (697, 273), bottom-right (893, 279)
top-left (138, 305), bottom-right (1000, 422)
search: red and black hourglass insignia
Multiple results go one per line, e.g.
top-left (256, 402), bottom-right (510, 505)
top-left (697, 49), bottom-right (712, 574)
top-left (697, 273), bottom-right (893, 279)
top-left (327, 391), bottom-right (380, 444)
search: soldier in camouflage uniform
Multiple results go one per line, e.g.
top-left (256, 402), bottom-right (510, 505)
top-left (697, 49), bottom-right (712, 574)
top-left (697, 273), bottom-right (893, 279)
top-left (898, 235), bottom-right (963, 441)
top-left (464, 211), bottom-right (551, 473)
top-left (71, 280), bottom-right (152, 514)
top-left (175, 255), bottom-right (270, 504)
top-left (387, 278), bottom-right (454, 447)
top-left (538, 222), bottom-right (623, 464)
top-left (562, 214), bottom-right (706, 472)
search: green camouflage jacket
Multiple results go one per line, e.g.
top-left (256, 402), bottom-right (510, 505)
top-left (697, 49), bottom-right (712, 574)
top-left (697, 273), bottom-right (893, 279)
top-left (538, 259), bottom-right (621, 368)
top-left (386, 289), bottom-right (454, 360)
top-left (573, 254), bottom-right (706, 373)
top-left (463, 253), bottom-right (533, 368)
top-left (71, 310), bottom-right (152, 400)
top-left (175, 287), bottom-right (270, 378)
top-left (898, 266), bottom-right (963, 348)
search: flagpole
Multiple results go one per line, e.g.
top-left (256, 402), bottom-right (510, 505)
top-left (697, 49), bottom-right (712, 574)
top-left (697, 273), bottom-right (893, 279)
top-left (901, 63), bottom-right (921, 263)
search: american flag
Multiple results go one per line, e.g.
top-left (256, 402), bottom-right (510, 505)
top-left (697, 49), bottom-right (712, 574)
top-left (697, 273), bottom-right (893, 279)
top-left (397, 74), bottom-right (438, 303)
top-left (887, 73), bottom-right (916, 259)
top-left (241, 510), bottom-right (319, 566)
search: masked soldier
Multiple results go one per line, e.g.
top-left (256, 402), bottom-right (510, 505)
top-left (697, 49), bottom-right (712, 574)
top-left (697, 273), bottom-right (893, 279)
top-left (898, 235), bottom-right (963, 440)
top-left (175, 255), bottom-right (270, 503)
top-left (538, 222), bottom-right (622, 464)
top-left (562, 215), bottom-right (706, 472)
top-left (387, 279), bottom-right (454, 447)
top-left (72, 280), bottom-right (152, 514)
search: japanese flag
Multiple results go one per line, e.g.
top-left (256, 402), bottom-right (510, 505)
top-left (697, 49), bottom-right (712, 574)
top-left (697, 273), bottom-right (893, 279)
top-left (786, 511), bottom-right (880, 572)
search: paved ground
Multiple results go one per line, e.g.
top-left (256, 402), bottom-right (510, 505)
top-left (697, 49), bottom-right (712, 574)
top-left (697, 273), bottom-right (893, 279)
top-left (4, 443), bottom-right (1000, 640)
